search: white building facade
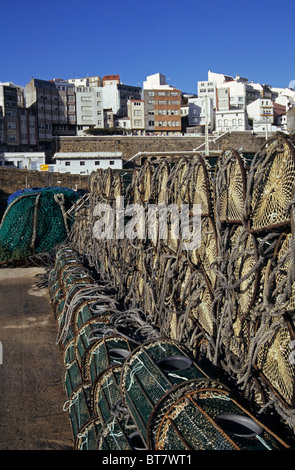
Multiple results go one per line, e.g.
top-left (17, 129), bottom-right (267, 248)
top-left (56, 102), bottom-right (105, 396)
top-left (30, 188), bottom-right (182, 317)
top-left (215, 109), bottom-right (249, 132)
top-left (188, 96), bottom-right (215, 132)
top-left (0, 152), bottom-right (46, 169)
top-left (247, 98), bottom-right (275, 133)
top-left (52, 152), bottom-right (123, 174)
top-left (75, 86), bottom-right (104, 135)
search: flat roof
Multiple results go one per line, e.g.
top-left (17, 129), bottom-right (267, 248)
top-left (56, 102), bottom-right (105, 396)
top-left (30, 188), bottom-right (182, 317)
top-left (53, 152), bottom-right (123, 160)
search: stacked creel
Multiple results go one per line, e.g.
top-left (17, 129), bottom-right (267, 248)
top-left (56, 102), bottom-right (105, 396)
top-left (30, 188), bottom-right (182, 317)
top-left (49, 246), bottom-right (135, 449)
top-left (212, 136), bottom-right (295, 422)
top-left (66, 134), bottom-right (295, 444)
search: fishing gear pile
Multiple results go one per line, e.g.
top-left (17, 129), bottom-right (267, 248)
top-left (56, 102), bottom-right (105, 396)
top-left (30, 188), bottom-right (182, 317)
top-left (0, 187), bottom-right (80, 264)
top-left (50, 133), bottom-right (295, 449)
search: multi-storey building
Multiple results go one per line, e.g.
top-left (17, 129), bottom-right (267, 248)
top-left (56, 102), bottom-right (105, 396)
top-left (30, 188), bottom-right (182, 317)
top-left (75, 86), bottom-right (104, 135)
top-left (52, 79), bottom-right (76, 136)
top-left (24, 78), bottom-right (76, 147)
top-left (0, 83), bottom-right (19, 148)
top-left (188, 96), bottom-right (215, 132)
top-left (103, 80), bottom-right (142, 119)
top-left (127, 99), bottom-right (145, 135)
top-left (25, 78), bottom-right (58, 146)
top-left (215, 109), bottom-right (250, 132)
top-left (247, 97), bottom-right (275, 133)
top-left (18, 107), bottom-right (38, 147)
top-left (197, 80), bottom-right (217, 108)
top-left (143, 73), bottom-right (182, 135)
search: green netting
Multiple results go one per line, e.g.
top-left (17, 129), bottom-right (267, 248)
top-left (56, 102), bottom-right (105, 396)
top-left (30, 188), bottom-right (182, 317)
top-left (98, 416), bottom-right (146, 451)
top-left (65, 359), bottom-right (83, 399)
top-left (67, 383), bottom-right (92, 441)
top-left (120, 339), bottom-right (210, 444)
top-left (153, 388), bottom-right (290, 450)
top-left (0, 188), bottom-right (79, 262)
top-left (91, 365), bottom-right (122, 423)
top-left (76, 416), bottom-right (104, 450)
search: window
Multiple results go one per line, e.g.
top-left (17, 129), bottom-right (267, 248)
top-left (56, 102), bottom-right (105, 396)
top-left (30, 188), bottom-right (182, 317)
top-left (147, 91), bottom-right (154, 96)
top-left (80, 161), bottom-right (85, 166)
top-left (158, 91), bottom-right (166, 96)
top-left (65, 161), bottom-right (71, 166)
top-left (134, 110), bottom-right (142, 116)
top-left (95, 161), bottom-right (100, 165)
top-left (110, 161), bottom-right (114, 165)
top-left (148, 121), bottom-right (154, 126)
top-left (134, 120), bottom-right (142, 126)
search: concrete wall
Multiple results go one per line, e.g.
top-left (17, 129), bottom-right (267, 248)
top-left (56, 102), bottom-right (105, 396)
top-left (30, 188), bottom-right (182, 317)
top-left (52, 132), bottom-right (266, 159)
top-left (0, 167), bottom-right (89, 196)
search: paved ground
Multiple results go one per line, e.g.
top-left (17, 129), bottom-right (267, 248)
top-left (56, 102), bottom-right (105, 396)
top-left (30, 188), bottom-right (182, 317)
top-left (0, 267), bottom-right (73, 450)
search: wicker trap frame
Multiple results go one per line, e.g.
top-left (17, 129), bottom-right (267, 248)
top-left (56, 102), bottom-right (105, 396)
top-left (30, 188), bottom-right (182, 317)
top-left (227, 225), bottom-right (260, 318)
top-left (68, 315), bottom-right (112, 369)
top-left (120, 338), bottom-right (211, 446)
top-left (75, 416), bottom-right (104, 450)
top-left (64, 382), bottom-right (93, 446)
top-left (246, 135), bottom-right (295, 234)
top-left (189, 216), bottom-right (218, 293)
top-left (254, 315), bottom-right (295, 409)
top-left (188, 154), bottom-right (213, 218)
top-left (151, 159), bottom-right (170, 205)
top-left (253, 231), bottom-right (295, 408)
top-left (132, 161), bottom-right (153, 204)
top-left (98, 414), bottom-right (146, 451)
top-left (91, 364), bottom-right (122, 420)
top-left (146, 381), bottom-right (291, 450)
top-left (214, 148), bottom-right (247, 225)
top-left (82, 334), bottom-right (132, 383)
top-left (168, 157), bottom-right (190, 207)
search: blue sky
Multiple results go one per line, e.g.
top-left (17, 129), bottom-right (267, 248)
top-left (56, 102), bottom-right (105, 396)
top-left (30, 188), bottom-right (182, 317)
top-left (1, 0), bottom-right (294, 93)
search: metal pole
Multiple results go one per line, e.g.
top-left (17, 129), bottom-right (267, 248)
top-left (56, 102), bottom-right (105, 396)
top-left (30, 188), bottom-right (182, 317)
top-left (205, 96), bottom-right (209, 156)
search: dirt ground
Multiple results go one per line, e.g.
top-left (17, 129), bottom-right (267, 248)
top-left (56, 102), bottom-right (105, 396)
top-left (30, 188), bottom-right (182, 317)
top-left (0, 267), bottom-right (73, 450)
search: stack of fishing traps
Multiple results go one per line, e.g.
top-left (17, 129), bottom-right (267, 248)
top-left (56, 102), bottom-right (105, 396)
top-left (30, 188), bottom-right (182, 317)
top-left (51, 134), bottom-right (295, 450)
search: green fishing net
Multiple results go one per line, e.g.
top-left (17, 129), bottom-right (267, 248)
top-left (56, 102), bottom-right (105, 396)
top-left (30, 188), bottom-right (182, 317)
top-left (0, 188), bottom-right (80, 262)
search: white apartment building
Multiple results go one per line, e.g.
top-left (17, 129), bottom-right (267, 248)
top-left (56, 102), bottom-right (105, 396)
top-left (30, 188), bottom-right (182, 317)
top-left (215, 109), bottom-right (249, 132)
top-left (247, 98), bottom-right (275, 133)
top-left (75, 86), bottom-right (104, 135)
top-left (197, 80), bottom-right (217, 108)
top-left (274, 87), bottom-right (295, 110)
top-left (52, 152), bottom-right (123, 174)
top-left (188, 96), bottom-right (215, 132)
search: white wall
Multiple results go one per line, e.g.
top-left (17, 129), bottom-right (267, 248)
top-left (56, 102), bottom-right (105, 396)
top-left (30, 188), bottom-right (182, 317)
top-left (0, 153), bottom-right (46, 169)
top-left (215, 109), bottom-right (249, 132)
top-left (54, 153), bottom-right (123, 174)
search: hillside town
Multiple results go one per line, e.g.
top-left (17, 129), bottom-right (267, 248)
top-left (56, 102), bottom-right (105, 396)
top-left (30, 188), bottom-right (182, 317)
top-left (1, 70), bottom-right (295, 151)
